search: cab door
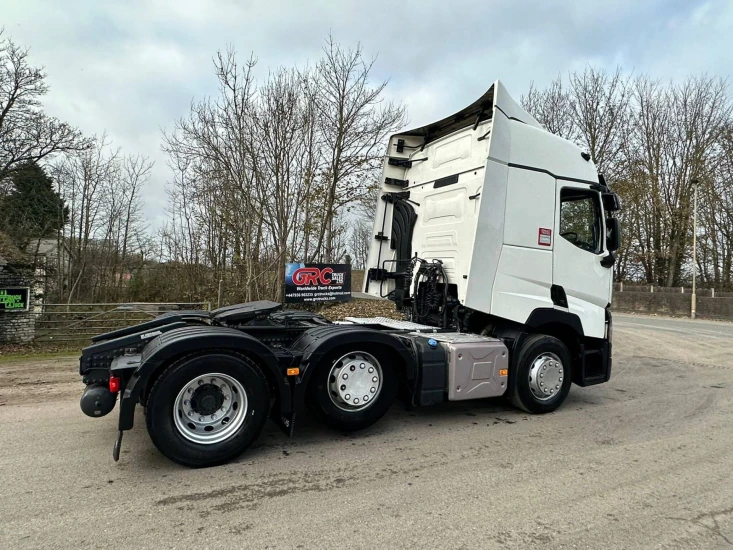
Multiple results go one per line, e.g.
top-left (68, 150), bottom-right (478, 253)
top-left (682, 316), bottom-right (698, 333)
top-left (552, 184), bottom-right (613, 339)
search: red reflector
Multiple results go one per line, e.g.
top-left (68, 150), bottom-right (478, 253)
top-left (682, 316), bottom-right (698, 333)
top-left (109, 376), bottom-right (121, 393)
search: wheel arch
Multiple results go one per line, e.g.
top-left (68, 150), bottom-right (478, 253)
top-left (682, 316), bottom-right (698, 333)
top-left (474, 308), bottom-right (584, 394)
top-left (525, 308), bottom-right (584, 380)
top-left (119, 326), bottom-right (289, 432)
top-left (291, 326), bottom-right (414, 412)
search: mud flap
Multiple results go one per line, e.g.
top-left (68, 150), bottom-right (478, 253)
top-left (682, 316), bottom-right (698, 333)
top-left (112, 430), bottom-right (123, 462)
top-left (277, 412), bottom-right (297, 438)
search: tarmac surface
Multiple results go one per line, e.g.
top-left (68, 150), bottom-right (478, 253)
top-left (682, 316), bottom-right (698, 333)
top-left (1, 313), bottom-right (732, 549)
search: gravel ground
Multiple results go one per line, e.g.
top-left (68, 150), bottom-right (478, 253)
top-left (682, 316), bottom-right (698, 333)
top-left (1, 313), bottom-right (732, 549)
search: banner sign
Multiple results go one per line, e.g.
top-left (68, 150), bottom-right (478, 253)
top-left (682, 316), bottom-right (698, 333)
top-left (284, 263), bottom-right (351, 303)
top-left (0, 288), bottom-right (30, 312)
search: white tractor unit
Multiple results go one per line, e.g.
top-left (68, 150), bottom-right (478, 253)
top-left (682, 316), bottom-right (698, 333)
top-left (78, 81), bottom-right (620, 467)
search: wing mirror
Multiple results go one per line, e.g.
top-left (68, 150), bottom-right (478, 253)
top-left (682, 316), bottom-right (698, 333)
top-left (606, 217), bottom-right (621, 252)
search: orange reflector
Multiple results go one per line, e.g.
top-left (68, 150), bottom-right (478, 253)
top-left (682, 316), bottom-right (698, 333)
top-left (287, 368), bottom-right (300, 376)
top-left (499, 369), bottom-right (508, 377)
top-left (109, 376), bottom-right (121, 393)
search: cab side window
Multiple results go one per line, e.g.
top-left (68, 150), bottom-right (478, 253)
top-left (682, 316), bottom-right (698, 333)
top-left (559, 189), bottom-right (602, 253)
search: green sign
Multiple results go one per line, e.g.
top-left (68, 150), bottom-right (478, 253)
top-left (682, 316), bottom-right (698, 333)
top-left (0, 288), bottom-right (29, 312)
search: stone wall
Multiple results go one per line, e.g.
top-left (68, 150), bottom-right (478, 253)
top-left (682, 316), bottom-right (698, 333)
top-left (697, 296), bottom-right (733, 320)
top-left (613, 291), bottom-right (733, 320)
top-left (613, 292), bottom-right (691, 316)
top-left (0, 266), bottom-right (39, 344)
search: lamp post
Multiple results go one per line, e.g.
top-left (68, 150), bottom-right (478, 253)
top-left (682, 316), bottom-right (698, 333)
top-left (691, 178), bottom-right (699, 319)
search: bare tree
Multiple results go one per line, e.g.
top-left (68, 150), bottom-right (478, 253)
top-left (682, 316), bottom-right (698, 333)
top-left (628, 75), bottom-right (730, 286)
top-left (310, 36), bottom-right (406, 262)
top-left (349, 214), bottom-right (372, 269)
top-left (163, 48), bottom-right (265, 301)
top-left (250, 68), bottom-right (320, 300)
top-left (522, 77), bottom-right (577, 140)
top-left (50, 136), bottom-right (152, 303)
top-left (158, 39), bottom-right (406, 304)
top-left (0, 31), bottom-right (89, 181)
top-left (699, 123), bottom-right (733, 288)
top-left (567, 67), bottom-right (631, 179)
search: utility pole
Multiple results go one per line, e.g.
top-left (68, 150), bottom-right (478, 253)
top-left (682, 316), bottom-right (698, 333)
top-left (691, 179), bottom-right (699, 319)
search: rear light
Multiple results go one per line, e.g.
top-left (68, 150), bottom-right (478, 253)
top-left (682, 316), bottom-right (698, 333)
top-left (109, 376), bottom-right (121, 393)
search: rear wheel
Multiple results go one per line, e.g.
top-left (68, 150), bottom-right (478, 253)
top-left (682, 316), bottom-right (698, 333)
top-left (145, 352), bottom-right (269, 467)
top-left (310, 348), bottom-right (398, 432)
top-left (509, 334), bottom-right (572, 414)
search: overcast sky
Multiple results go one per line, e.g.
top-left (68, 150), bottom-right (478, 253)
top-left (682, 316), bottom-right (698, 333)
top-left (4, 0), bottom-right (731, 225)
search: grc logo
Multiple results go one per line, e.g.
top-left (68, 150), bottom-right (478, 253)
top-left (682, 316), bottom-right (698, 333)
top-left (292, 267), bottom-right (344, 286)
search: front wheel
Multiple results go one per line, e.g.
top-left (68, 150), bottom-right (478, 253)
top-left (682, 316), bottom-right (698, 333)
top-left (309, 348), bottom-right (398, 432)
top-left (145, 352), bottom-right (269, 467)
top-left (509, 334), bottom-right (572, 414)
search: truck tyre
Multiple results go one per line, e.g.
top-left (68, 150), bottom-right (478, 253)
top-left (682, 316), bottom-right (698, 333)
top-left (309, 348), bottom-right (398, 432)
top-left (145, 351), bottom-right (269, 468)
top-left (509, 334), bottom-right (572, 414)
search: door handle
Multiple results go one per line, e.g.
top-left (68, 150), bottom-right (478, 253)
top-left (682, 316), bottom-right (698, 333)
top-left (600, 252), bottom-right (616, 268)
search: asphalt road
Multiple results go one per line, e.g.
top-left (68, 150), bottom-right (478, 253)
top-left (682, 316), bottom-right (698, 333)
top-left (1, 313), bottom-right (733, 549)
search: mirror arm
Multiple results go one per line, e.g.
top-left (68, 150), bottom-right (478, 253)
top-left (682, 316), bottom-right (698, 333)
top-left (600, 251), bottom-right (616, 268)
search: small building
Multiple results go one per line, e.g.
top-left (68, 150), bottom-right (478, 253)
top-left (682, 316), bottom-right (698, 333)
top-left (0, 233), bottom-right (42, 344)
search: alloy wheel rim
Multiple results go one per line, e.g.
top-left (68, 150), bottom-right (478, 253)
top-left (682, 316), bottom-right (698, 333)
top-left (173, 372), bottom-right (248, 444)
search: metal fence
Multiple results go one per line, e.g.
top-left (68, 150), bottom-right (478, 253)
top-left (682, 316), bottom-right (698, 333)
top-left (32, 302), bottom-right (210, 343)
top-left (613, 283), bottom-right (733, 298)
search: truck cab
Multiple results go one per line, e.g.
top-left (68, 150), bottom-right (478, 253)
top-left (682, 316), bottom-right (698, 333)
top-left (365, 80), bottom-right (619, 339)
top-left (364, 80), bottom-right (619, 384)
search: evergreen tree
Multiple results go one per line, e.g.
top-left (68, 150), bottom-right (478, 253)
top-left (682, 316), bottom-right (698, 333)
top-left (0, 161), bottom-right (67, 250)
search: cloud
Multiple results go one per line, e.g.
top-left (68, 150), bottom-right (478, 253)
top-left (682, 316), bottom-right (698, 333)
top-left (4, 0), bottom-right (731, 225)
